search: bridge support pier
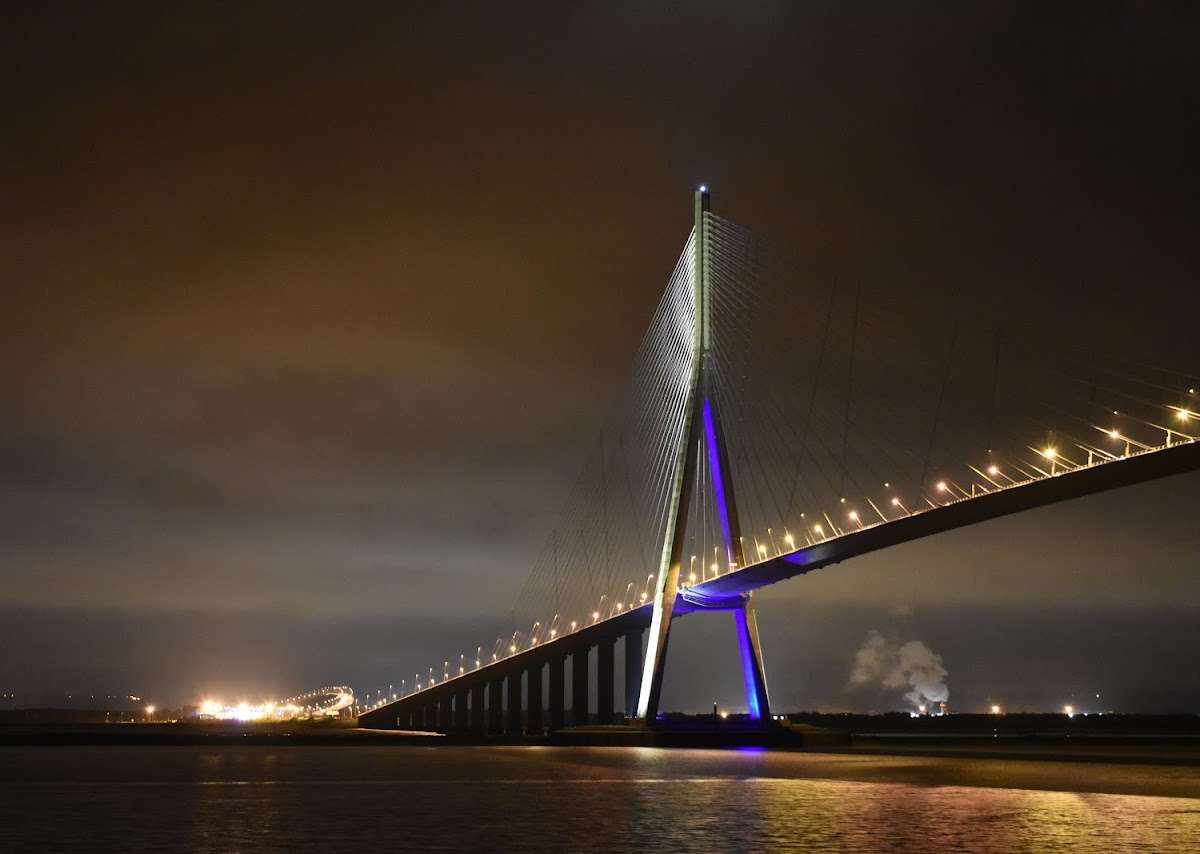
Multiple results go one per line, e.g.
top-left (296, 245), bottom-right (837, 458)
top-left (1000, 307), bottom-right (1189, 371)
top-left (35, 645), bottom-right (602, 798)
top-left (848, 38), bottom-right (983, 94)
top-left (437, 696), bottom-right (451, 731)
top-left (624, 629), bottom-right (642, 720)
top-left (526, 662), bottom-right (543, 735)
top-left (548, 654), bottom-right (565, 731)
top-left (454, 691), bottom-right (468, 730)
top-left (488, 680), bottom-right (503, 734)
top-left (470, 683), bottom-right (485, 732)
top-left (424, 703), bottom-right (437, 731)
top-left (506, 671), bottom-right (522, 734)
top-left (597, 637), bottom-right (615, 724)
top-left (572, 646), bottom-right (589, 726)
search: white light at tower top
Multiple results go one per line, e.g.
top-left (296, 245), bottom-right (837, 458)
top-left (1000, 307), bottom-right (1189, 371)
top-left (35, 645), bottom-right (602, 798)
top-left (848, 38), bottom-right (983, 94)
top-left (698, 184), bottom-right (707, 192)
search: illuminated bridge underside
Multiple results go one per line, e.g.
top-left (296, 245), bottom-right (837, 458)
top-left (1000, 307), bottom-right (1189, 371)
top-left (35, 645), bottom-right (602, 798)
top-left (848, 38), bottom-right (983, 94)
top-left (360, 439), bottom-right (1199, 730)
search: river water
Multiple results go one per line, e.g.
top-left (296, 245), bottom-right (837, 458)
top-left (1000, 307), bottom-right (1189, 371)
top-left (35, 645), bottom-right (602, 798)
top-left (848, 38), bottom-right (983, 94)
top-left (2, 746), bottom-right (1198, 851)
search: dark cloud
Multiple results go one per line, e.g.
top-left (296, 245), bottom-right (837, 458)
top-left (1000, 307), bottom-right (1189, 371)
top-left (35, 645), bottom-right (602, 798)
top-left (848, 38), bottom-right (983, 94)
top-left (1, 3), bottom-right (1198, 709)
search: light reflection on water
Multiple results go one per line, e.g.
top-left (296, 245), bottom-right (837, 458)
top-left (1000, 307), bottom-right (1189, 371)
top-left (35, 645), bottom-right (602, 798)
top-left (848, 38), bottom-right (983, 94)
top-left (1, 746), bottom-right (1197, 852)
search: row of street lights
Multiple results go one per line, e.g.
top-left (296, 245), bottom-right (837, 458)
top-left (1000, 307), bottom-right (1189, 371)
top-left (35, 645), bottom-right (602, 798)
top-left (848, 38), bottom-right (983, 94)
top-left (358, 404), bottom-right (1196, 715)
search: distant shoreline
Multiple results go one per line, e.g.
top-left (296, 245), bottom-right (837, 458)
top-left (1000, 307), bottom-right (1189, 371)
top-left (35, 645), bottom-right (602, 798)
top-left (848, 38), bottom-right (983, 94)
top-left (3, 719), bottom-right (1200, 768)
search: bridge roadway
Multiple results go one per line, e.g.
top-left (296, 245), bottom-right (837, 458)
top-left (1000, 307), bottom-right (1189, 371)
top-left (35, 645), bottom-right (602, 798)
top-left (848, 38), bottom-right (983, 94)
top-left (358, 439), bottom-right (1200, 733)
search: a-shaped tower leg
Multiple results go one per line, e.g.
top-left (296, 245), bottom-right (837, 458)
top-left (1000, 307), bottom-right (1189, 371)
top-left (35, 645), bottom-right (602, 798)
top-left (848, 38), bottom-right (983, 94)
top-left (637, 187), bottom-right (771, 722)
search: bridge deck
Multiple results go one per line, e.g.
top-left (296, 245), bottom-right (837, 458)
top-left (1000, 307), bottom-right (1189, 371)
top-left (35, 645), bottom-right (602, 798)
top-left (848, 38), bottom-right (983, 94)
top-left (361, 439), bottom-right (1199, 719)
top-left (687, 439), bottom-right (1200, 601)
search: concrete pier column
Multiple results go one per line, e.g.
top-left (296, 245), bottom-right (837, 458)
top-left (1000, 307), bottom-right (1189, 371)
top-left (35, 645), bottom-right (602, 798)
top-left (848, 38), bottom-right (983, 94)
top-left (506, 671), bottom-right (522, 735)
top-left (571, 646), bottom-right (590, 727)
top-left (597, 637), bottom-right (615, 724)
top-left (453, 691), bottom-right (468, 730)
top-left (624, 628), bottom-right (643, 720)
top-left (424, 703), bottom-right (437, 731)
top-left (526, 662), bottom-right (543, 735)
top-left (437, 696), bottom-right (451, 731)
top-left (548, 654), bottom-right (565, 731)
top-left (487, 680), bottom-right (503, 734)
top-left (470, 683), bottom-right (485, 732)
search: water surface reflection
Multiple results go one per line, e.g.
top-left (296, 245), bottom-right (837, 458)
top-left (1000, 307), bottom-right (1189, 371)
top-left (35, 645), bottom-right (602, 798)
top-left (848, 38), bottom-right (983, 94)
top-left (2, 746), bottom-right (1196, 852)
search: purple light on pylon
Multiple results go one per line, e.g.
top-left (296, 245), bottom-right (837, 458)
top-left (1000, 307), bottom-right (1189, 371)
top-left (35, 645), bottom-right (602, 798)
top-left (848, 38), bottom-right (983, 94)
top-left (702, 398), bottom-right (733, 550)
top-left (704, 398), bottom-right (761, 719)
top-left (734, 607), bottom-right (763, 720)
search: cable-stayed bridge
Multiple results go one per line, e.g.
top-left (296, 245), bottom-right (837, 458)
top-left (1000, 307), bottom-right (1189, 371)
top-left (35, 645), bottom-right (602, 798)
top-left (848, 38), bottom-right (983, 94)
top-left (360, 188), bottom-right (1200, 733)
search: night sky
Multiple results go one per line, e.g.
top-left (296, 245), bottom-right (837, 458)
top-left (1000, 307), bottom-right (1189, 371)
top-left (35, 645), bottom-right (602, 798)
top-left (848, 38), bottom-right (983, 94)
top-left (3, 3), bottom-right (1198, 713)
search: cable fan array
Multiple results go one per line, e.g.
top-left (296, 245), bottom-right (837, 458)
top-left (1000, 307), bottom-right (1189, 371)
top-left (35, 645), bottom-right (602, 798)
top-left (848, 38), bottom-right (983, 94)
top-left (356, 211), bottom-right (1198, 713)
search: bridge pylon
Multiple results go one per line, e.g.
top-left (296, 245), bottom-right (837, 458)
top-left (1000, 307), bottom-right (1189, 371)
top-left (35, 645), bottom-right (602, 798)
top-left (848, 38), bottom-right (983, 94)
top-left (636, 187), bottom-right (772, 723)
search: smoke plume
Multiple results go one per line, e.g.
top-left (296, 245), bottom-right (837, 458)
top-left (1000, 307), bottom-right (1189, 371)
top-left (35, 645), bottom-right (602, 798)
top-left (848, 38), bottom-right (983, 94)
top-left (849, 629), bottom-right (949, 710)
